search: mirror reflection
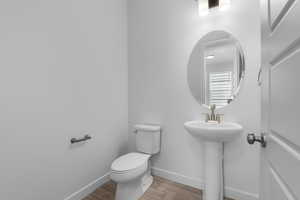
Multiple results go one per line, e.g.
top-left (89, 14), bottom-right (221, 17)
top-left (187, 31), bottom-right (245, 109)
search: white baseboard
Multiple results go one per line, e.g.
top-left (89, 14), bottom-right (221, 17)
top-left (152, 167), bottom-right (205, 189)
top-left (225, 187), bottom-right (259, 200)
top-left (64, 172), bottom-right (110, 200)
top-left (152, 167), bottom-right (259, 200)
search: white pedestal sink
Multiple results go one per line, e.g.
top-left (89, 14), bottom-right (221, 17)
top-left (184, 121), bottom-right (243, 200)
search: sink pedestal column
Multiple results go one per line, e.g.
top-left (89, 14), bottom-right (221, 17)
top-left (204, 142), bottom-right (224, 200)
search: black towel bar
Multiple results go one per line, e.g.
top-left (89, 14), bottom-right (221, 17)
top-left (70, 135), bottom-right (92, 144)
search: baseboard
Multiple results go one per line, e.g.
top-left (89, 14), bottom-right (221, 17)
top-left (152, 167), bottom-right (259, 200)
top-left (225, 187), bottom-right (259, 200)
top-left (64, 172), bottom-right (110, 200)
top-left (152, 167), bottom-right (205, 189)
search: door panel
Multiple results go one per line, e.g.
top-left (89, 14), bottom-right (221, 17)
top-left (270, 50), bottom-right (300, 144)
top-left (267, 164), bottom-right (296, 200)
top-left (269, 0), bottom-right (296, 31)
top-left (263, 0), bottom-right (300, 60)
top-left (266, 133), bottom-right (300, 197)
top-left (261, 0), bottom-right (300, 199)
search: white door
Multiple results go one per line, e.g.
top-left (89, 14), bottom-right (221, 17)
top-left (257, 0), bottom-right (300, 199)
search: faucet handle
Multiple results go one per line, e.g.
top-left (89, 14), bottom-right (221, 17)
top-left (216, 114), bottom-right (224, 123)
top-left (201, 113), bottom-right (210, 122)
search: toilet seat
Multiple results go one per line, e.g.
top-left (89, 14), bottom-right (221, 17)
top-left (111, 152), bottom-right (151, 183)
top-left (111, 152), bottom-right (150, 172)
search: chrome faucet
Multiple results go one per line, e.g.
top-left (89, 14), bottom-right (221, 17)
top-left (209, 104), bottom-right (216, 121)
top-left (203, 104), bottom-right (223, 123)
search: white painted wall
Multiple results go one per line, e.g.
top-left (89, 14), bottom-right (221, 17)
top-left (128, 0), bottom-right (260, 199)
top-left (0, 0), bottom-right (128, 200)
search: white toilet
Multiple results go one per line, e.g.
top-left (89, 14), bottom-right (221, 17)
top-left (110, 124), bottom-right (161, 200)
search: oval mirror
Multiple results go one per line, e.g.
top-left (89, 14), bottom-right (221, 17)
top-left (187, 31), bottom-right (245, 109)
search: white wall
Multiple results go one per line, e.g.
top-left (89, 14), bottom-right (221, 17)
top-left (128, 0), bottom-right (260, 199)
top-left (0, 0), bottom-right (128, 200)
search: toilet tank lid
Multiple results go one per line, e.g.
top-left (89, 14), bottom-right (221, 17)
top-left (134, 124), bottom-right (161, 132)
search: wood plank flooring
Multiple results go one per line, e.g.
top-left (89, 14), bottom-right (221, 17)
top-left (83, 176), bottom-right (234, 200)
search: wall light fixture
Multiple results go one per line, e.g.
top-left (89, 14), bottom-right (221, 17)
top-left (197, 0), bottom-right (231, 16)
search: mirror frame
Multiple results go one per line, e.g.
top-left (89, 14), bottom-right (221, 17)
top-left (187, 30), bottom-right (246, 110)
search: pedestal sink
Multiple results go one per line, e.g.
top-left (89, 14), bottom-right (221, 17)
top-left (184, 121), bottom-right (243, 200)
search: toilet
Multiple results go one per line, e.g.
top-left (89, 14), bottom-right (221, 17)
top-left (110, 124), bottom-right (161, 200)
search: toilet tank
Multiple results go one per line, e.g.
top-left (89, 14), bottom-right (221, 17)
top-left (134, 124), bottom-right (161, 155)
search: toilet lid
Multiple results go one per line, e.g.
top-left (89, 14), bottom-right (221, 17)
top-left (111, 152), bottom-right (150, 172)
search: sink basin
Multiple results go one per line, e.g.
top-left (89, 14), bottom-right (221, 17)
top-left (184, 121), bottom-right (243, 142)
top-left (184, 120), bottom-right (243, 200)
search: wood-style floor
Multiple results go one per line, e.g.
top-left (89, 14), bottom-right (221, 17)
top-left (82, 176), bottom-right (234, 200)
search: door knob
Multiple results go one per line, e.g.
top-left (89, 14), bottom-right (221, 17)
top-left (247, 133), bottom-right (267, 147)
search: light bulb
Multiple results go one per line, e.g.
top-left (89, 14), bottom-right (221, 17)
top-left (198, 0), bottom-right (209, 16)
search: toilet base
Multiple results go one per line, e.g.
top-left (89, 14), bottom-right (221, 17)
top-left (115, 169), bottom-right (153, 200)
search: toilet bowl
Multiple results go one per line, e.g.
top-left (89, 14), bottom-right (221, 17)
top-left (111, 153), bottom-right (153, 200)
top-left (110, 124), bottom-right (161, 200)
